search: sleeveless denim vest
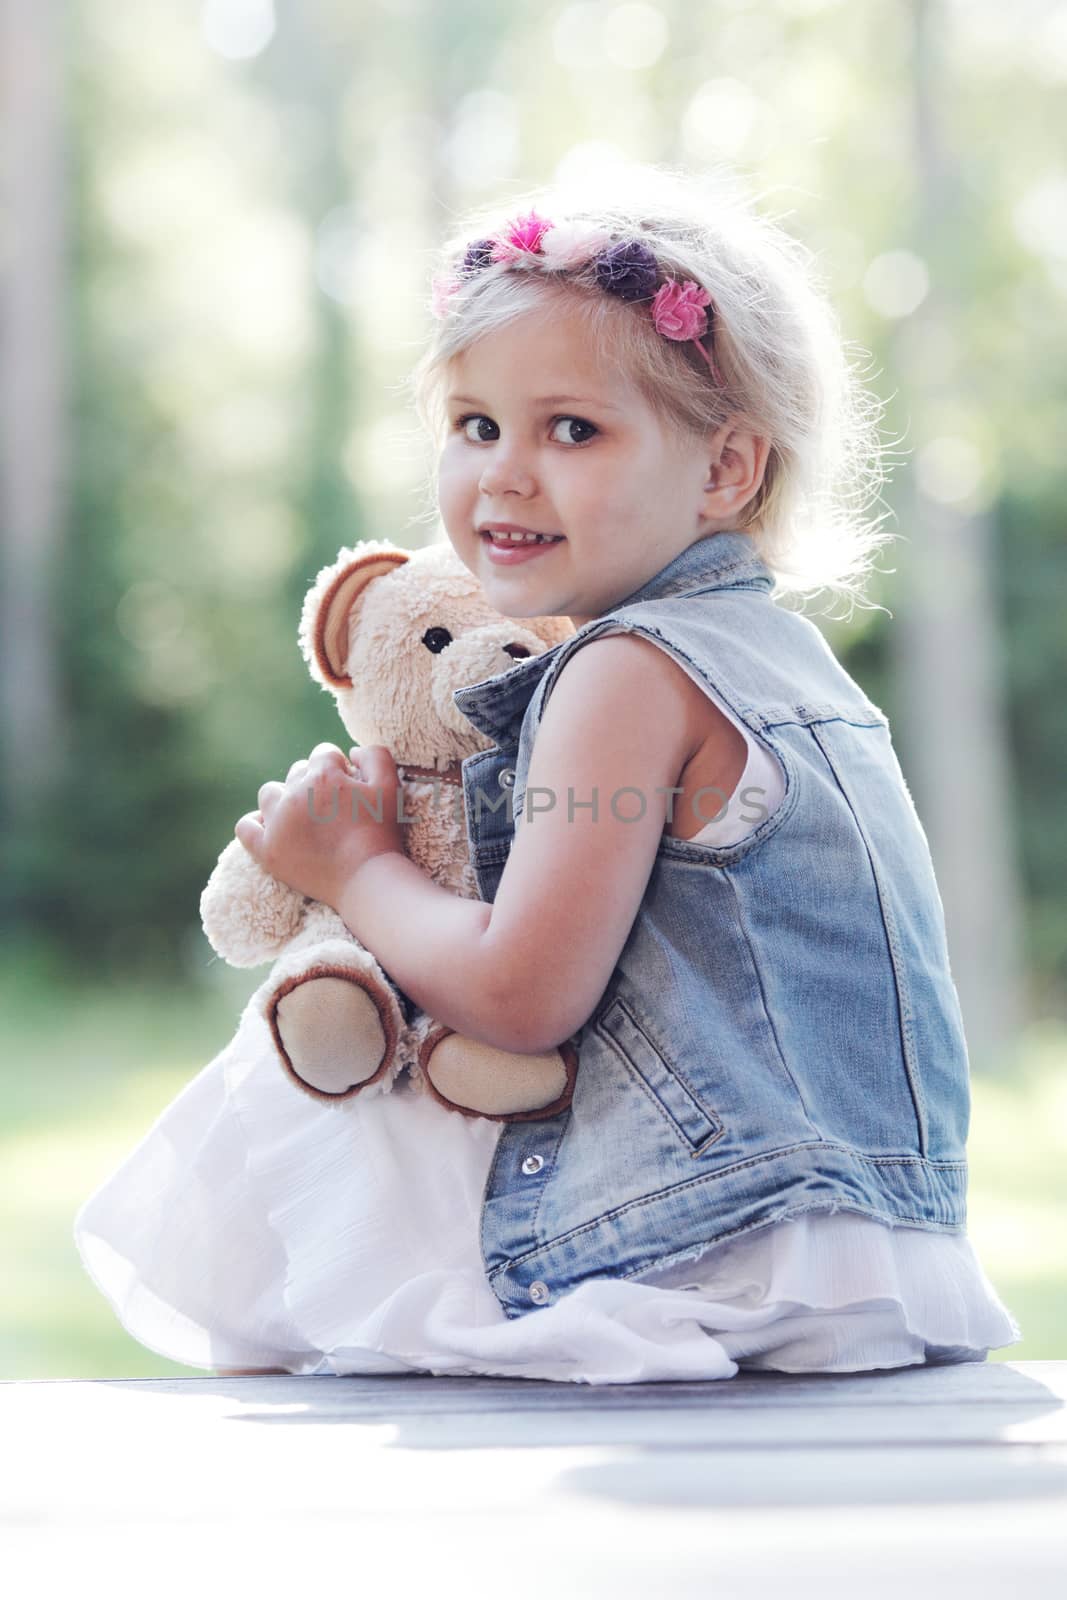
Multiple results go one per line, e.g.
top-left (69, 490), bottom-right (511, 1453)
top-left (452, 530), bottom-right (971, 1322)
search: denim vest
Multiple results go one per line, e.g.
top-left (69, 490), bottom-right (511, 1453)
top-left (452, 530), bottom-right (970, 1321)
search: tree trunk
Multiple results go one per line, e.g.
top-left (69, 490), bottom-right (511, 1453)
top-left (0, 0), bottom-right (69, 822)
top-left (892, 0), bottom-right (1025, 1073)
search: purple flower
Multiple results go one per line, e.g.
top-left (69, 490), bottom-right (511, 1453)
top-left (592, 239), bottom-right (660, 303)
top-left (461, 237), bottom-right (497, 274)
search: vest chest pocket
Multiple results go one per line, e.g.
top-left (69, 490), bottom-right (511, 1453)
top-left (594, 996), bottom-right (725, 1157)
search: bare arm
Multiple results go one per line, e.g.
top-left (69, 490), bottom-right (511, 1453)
top-left (472, 633), bottom-right (702, 1052)
top-left (334, 855), bottom-right (502, 1044)
top-left (335, 633), bottom-right (732, 1054)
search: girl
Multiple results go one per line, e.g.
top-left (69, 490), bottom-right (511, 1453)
top-left (74, 164), bottom-right (1020, 1382)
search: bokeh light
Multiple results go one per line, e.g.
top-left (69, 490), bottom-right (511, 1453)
top-left (315, 205), bottom-right (365, 306)
top-left (552, 4), bottom-right (604, 70)
top-left (603, 4), bottom-right (669, 71)
top-left (680, 78), bottom-right (768, 161)
top-left (1012, 173), bottom-right (1067, 263)
top-left (442, 90), bottom-right (520, 190)
top-left (115, 580), bottom-right (186, 652)
top-left (863, 250), bottom-right (930, 318)
top-left (200, 0), bottom-right (276, 61)
top-left (916, 435), bottom-right (986, 506)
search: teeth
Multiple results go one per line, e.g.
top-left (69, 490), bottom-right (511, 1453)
top-left (486, 530), bottom-right (560, 544)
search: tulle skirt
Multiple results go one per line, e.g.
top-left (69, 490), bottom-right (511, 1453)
top-left (74, 995), bottom-right (1023, 1384)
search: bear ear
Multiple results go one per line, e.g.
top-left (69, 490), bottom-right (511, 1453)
top-left (299, 542), bottom-right (411, 688)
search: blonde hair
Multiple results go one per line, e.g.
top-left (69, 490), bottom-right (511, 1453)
top-left (402, 162), bottom-right (898, 615)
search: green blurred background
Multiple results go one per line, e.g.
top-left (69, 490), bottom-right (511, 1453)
top-left (1, 0), bottom-right (1064, 1378)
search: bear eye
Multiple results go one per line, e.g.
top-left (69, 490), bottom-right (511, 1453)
top-left (421, 626), bottom-right (453, 654)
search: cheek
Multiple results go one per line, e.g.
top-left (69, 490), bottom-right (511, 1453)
top-left (435, 452), bottom-right (472, 516)
top-left (580, 470), bottom-right (647, 532)
top-left (561, 457), bottom-right (625, 516)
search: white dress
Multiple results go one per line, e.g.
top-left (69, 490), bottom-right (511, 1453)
top-left (73, 652), bottom-right (1023, 1383)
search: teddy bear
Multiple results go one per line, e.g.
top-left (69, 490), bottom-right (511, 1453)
top-left (199, 536), bottom-right (580, 1122)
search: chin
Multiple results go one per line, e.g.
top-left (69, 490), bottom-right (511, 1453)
top-left (485, 594), bottom-right (546, 619)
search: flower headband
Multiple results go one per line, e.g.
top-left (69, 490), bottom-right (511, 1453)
top-left (430, 207), bottom-right (725, 386)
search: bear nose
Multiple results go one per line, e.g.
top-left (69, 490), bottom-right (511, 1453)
top-left (502, 643), bottom-right (532, 659)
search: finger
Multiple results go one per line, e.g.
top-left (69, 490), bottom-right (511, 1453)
top-left (257, 780), bottom-right (285, 812)
top-left (285, 758), bottom-right (310, 783)
top-left (305, 751), bottom-right (356, 788)
top-left (308, 742), bottom-right (350, 769)
top-left (355, 743), bottom-right (391, 769)
top-left (357, 745), bottom-right (397, 783)
top-left (235, 811), bottom-right (265, 854)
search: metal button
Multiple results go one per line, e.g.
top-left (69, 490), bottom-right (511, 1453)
top-left (521, 1154), bottom-right (544, 1175)
top-left (528, 1280), bottom-right (550, 1305)
top-left (498, 766), bottom-right (516, 789)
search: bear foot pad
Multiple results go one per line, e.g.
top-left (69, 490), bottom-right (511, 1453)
top-left (272, 973), bottom-right (395, 1099)
top-left (419, 1027), bottom-right (578, 1121)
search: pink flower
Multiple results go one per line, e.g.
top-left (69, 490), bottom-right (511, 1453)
top-left (430, 273), bottom-right (462, 319)
top-left (651, 277), bottom-right (712, 340)
top-left (490, 208), bottom-right (554, 263)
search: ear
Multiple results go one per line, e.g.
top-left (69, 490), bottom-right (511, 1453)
top-left (298, 541), bottom-right (411, 688)
top-left (701, 423), bottom-right (772, 522)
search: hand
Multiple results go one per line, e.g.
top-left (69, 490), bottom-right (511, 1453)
top-left (234, 743), bottom-right (404, 910)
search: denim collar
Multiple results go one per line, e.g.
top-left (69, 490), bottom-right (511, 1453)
top-left (452, 530), bottom-right (772, 744)
top-left (603, 527), bottom-right (772, 609)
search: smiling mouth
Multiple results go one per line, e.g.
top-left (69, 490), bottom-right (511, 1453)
top-left (481, 530), bottom-right (565, 547)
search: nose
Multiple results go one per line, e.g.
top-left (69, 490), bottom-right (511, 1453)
top-left (478, 443), bottom-right (536, 497)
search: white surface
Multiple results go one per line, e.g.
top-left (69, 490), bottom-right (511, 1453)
top-left (3, 1363), bottom-right (1065, 1600)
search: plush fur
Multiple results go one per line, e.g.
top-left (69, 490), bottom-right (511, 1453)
top-left (199, 535), bottom-right (579, 1120)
